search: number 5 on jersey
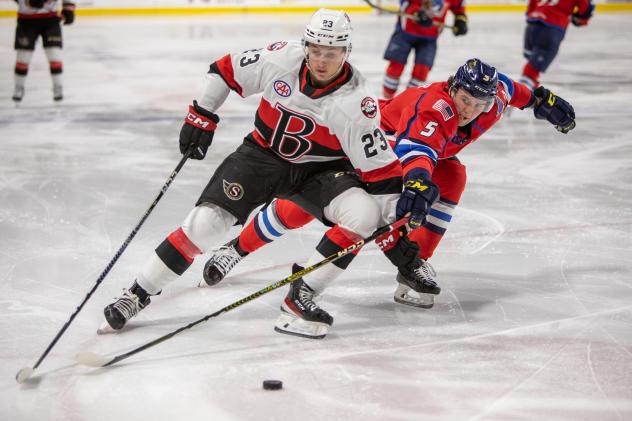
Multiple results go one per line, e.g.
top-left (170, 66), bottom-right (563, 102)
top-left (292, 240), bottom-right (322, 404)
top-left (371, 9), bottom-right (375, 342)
top-left (419, 121), bottom-right (438, 137)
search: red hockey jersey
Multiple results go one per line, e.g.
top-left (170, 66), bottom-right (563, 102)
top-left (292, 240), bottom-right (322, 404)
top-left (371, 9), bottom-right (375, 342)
top-left (379, 76), bottom-right (533, 176)
top-left (527, 0), bottom-right (594, 30)
top-left (397, 0), bottom-right (465, 39)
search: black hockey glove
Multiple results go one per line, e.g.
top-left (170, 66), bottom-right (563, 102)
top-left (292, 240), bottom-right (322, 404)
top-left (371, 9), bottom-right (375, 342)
top-left (572, 4), bottom-right (594, 27)
top-left (413, 11), bottom-right (434, 27)
top-left (61, 2), bottom-right (76, 25)
top-left (533, 86), bottom-right (576, 134)
top-left (377, 228), bottom-right (419, 268)
top-left (396, 169), bottom-right (439, 229)
top-left (27, 0), bottom-right (46, 8)
top-left (179, 100), bottom-right (220, 160)
top-left (452, 14), bottom-right (468, 36)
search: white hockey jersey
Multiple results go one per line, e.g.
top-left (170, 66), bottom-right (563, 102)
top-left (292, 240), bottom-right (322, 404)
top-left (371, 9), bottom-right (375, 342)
top-left (200, 40), bottom-right (402, 200)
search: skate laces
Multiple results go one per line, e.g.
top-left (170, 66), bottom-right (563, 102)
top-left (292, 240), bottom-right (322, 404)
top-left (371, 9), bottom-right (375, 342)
top-left (413, 260), bottom-right (437, 284)
top-left (112, 290), bottom-right (143, 321)
top-left (298, 283), bottom-right (319, 313)
top-left (210, 245), bottom-right (242, 276)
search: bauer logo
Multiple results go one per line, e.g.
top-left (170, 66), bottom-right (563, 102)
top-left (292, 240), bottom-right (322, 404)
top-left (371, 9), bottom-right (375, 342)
top-left (222, 180), bottom-right (244, 201)
top-left (361, 97), bottom-right (377, 118)
top-left (267, 41), bottom-right (287, 51)
top-left (274, 80), bottom-right (292, 97)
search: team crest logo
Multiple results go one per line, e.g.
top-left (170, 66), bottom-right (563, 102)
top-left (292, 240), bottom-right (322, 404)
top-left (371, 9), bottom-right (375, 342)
top-left (361, 97), bottom-right (377, 118)
top-left (222, 180), bottom-right (244, 201)
top-left (267, 41), bottom-right (288, 51)
top-left (274, 80), bottom-right (292, 97)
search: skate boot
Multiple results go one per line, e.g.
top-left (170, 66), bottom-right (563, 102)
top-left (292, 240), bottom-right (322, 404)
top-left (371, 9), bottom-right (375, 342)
top-left (12, 86), bottom-right (24, 103)
top-left (394, 258), bottom-right (441, 309)
top-left (274, 264), bottom-right (333, 339)
top-left (200, 238), bottom-right (248, 287)
top-left (98, 281), bottom-right (151, 333)
top-left (53, 84), bottom-right (63, 101)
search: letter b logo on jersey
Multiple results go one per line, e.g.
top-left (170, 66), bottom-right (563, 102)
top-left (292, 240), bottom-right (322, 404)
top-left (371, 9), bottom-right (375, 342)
top-left (271, 104), bottom-right (315, 161)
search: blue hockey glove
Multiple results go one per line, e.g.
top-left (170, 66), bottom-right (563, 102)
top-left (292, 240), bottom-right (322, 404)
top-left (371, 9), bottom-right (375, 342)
top-left (396, 169), bottom-right (439, 229)
top-left (533, 86), bottom-right (576, 134)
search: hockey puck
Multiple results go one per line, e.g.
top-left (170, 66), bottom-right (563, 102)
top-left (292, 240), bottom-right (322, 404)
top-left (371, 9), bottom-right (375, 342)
top-left (262, 380), bottom-right (283, 390)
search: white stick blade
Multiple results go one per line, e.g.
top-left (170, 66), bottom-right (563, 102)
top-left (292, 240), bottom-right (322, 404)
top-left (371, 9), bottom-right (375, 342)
top-left (15, 367), bottom-right (34, 384)
top-left (75, 351), bottom-right (111, 367)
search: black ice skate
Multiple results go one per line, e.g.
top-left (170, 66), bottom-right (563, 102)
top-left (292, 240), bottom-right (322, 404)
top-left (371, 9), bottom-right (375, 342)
top-left (394, 258), bottom-right (441, 309)
top-left (98, 281), bottom-right (151, 334)
top-left (12, 86), bottom-right (24, 103)
top-left (53, 85), bottom-right (63, 102)
top-left (200, 238), bottom-right (248, 287)
top-left (274, 264), bottom-right (333, 339)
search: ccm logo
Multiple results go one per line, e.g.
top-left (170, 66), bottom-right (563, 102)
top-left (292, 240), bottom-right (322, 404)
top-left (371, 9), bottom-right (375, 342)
top-left (186, 113), bottom-right (210, 129)
top-left (376, 234), bottom-right (395, 250)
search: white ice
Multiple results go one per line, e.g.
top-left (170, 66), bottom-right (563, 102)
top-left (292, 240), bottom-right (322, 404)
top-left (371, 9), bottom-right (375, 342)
top-left (1, 12), bottom-right (631, 421)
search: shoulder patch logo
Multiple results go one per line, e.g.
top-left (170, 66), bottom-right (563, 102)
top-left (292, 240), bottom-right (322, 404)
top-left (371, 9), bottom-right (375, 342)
top-left (267, 41), bottom-right (288, 51)
top-left (361, 97), bottom-right (377, 119)
top-left (274, 80), bottom-right (292, 97)
top-left (222, 180), bottom-right (244, 201)
top-left (432, 99), bottom-right (454, 122)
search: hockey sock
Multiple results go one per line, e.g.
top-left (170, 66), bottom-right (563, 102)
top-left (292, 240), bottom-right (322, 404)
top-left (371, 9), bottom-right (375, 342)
top-left (522, 62), bottom-right (540, 88)
top-left (383, 61), bottom-right (405, 99)
top-left (408, 63), bottom-right (430, 88)
top-left (239, 199), bottom-right (314, 253)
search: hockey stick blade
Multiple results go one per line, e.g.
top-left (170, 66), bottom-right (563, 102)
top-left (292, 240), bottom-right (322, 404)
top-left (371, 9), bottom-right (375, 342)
top-left (76, 351), bottom-right (115, 368)
top-left (15, 367), bottom-right (34, 384)
top-left (78, 218), bottom-right (408, 369)
top-left (17, 149), bottom-right (193, 381)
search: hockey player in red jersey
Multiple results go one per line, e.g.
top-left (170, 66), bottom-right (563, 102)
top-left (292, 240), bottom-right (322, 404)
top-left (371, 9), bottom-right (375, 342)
top-left (100, 9), bottom-right (418, 339)
top-left (11, 0), bottom-right (75, 102)
top-left (201, 58), bottom-right (577, 308)
top-left (382, 0), bottom-right (467, 99)
top-left (520, 0), bottom-right (594, 89)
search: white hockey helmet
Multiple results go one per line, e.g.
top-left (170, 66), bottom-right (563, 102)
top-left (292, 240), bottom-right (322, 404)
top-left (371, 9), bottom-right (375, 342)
top-left (303, 8), bottom-right (352, 52)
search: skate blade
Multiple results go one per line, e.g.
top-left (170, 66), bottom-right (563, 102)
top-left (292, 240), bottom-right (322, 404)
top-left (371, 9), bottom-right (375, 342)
top-left (274, 311), bottom-right (329, 339)
top-left (96, 321), bottom-right (118, 335)
top-left (394, 285), bottom-right (435, 308)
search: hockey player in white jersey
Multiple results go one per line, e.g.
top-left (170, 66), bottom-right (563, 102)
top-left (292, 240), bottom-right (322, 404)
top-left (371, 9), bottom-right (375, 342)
top-left (100, 9), bottom-right (419, 339)
top-left (12, 0), bottom-right (75, 102)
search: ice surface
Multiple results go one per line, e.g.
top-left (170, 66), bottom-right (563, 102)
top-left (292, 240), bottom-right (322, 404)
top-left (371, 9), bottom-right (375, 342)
top-left (1, 12), bottom-right (631, 421)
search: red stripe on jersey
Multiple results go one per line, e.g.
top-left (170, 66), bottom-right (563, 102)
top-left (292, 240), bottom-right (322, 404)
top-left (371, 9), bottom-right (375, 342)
top-left (402, 155), bottom-right (435, 177)
top-left (15, 62), bottom-right (29, 71)
top-left (214, 54), bottom-right (243, 97)
top-left (49, 61), bottom-right (62, 70)
top-left (18, 12), bottom-right (58, 19)
top-left (167, 228), bottom-right (202, 263)
top-left (356, 159), bottom-right (402, 183)
top-left (256, 97), bottom-right (344, 152)
top-left (250, 130), bottom-right (270, 149)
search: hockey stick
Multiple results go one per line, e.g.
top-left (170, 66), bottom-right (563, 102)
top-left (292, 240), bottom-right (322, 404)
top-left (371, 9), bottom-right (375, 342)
top-left (15, 148), bottom-right (193, 384)
top-left (76, 217), bottom-right (409, 369)
top-left (362, 0), bottom-right (453, 30)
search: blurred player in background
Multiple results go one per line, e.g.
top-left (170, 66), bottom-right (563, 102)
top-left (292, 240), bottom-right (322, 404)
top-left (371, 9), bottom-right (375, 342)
top-left (12, 0), bottom-right (75, 103)
top-left (520, 0), bottom-right (594, 89)
top-left (382, 0), bottom-right (468, 99)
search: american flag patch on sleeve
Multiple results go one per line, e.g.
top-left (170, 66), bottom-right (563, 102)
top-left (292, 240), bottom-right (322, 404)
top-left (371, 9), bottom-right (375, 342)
top-left (432, 99), bottom-right (455, 121)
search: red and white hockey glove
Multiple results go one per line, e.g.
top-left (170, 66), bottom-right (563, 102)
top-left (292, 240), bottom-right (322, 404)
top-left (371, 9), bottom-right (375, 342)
top-left (179, 100), bottom-right (220, 160)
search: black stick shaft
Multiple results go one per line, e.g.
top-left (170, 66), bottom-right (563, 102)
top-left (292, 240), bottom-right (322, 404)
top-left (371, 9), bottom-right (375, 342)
top-left (100, 217), bottom-right (409, 367)
top-left (31, 150), bottom-right (191, 370)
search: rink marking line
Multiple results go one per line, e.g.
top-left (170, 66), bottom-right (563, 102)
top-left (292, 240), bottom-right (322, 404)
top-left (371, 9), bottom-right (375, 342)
top-left (468, 322), bottom-right (596, 421)
top-left (292, 304), bottom-right (632, 364)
